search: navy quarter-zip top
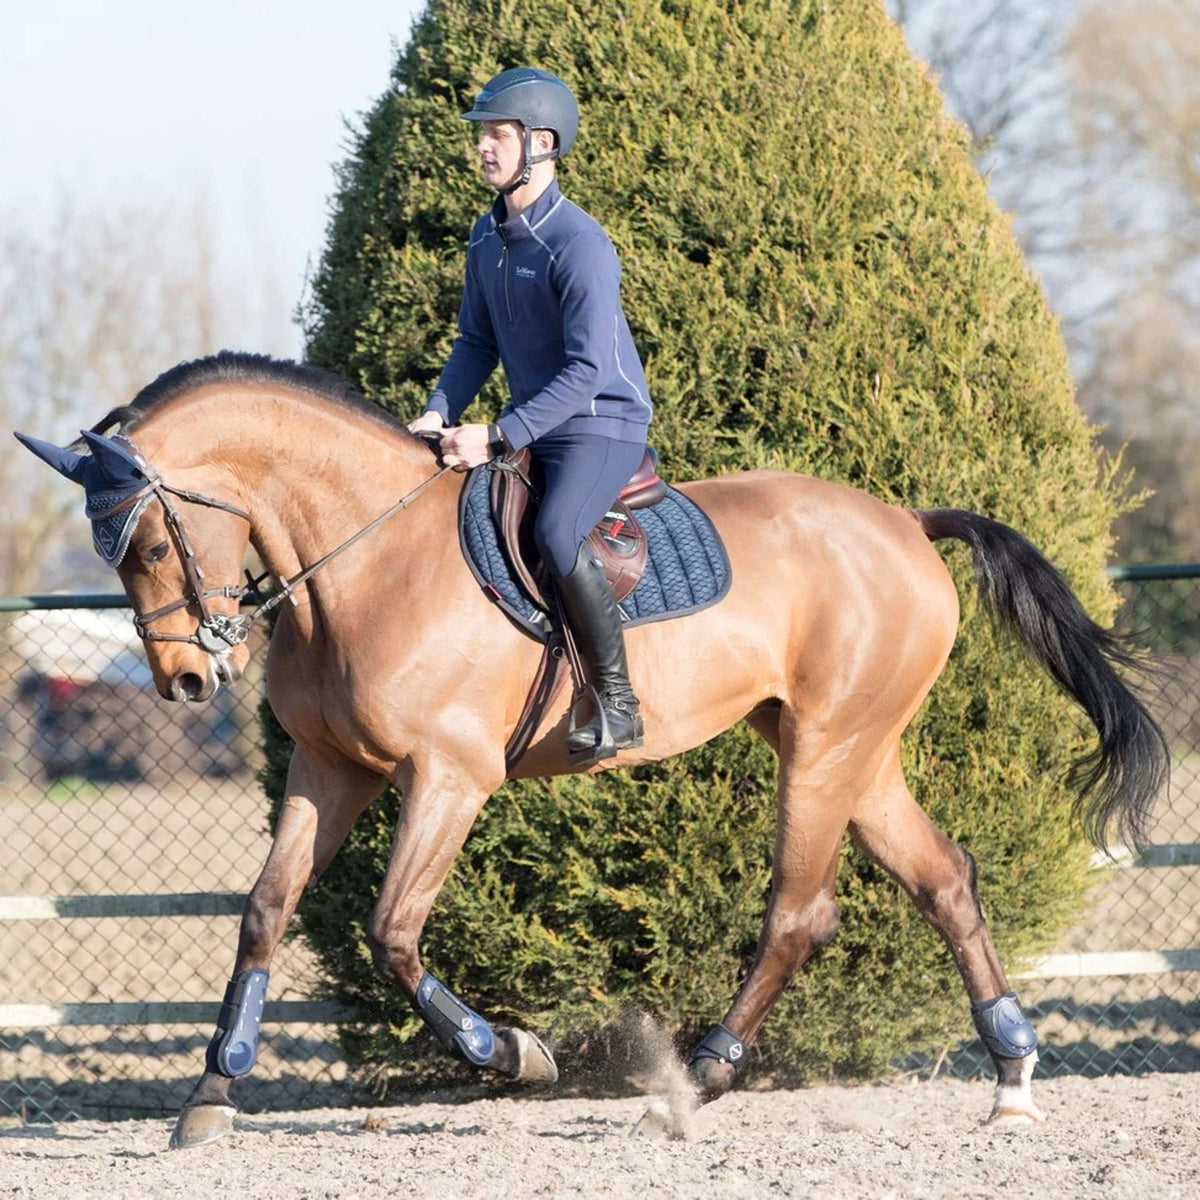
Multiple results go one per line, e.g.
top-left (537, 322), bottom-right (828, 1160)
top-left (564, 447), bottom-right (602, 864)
top-left (425, 180), bottom-right (653, 450)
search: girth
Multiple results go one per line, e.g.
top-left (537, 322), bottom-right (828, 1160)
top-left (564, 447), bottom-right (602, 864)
top-left (491, 446), bottom-right (667, 770)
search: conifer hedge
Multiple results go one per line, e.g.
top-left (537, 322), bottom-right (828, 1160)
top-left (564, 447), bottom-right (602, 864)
top-left (267, 0), bottom-right (1133, 1086)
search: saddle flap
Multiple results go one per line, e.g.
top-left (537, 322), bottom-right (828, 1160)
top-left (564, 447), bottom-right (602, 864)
top-left (586, 504), bottom-right (647, 604)
top-left (490, 449), bottom-right (543, 603)
top-left (489, 447), bottom-right (654, 609)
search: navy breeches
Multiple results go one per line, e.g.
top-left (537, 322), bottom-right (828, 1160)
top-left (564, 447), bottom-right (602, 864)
top-left (530, 432), bottom-right (647, 578)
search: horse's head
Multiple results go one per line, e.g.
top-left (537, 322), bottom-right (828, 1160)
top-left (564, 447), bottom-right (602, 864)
top-left (15, 429), bottom-right (254, 702)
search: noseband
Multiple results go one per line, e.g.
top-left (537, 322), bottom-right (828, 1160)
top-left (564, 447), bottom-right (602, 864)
top-left (89, 436), bottom-right (450, 667)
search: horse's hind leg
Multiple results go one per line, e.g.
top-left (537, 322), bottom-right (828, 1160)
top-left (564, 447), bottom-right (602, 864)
top-left (849, 752), bottom-right (1044, 1125)
top-left (169, 746), bottom-right (385, 1149)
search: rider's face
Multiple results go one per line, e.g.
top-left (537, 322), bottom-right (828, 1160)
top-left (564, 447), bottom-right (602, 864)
top-left (478, 120), bottom-right (525, 189)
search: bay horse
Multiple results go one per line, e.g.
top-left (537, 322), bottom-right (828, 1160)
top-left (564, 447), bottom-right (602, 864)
top-left (17, 353), bottom-right (1167, 1147)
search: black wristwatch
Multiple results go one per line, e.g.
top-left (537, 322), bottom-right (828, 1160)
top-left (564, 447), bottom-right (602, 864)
top-left (486, 422), bottom-right (509, 458)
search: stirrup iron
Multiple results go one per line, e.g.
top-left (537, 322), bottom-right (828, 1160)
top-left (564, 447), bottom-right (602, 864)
top-left (566, 684), bottom-right (643, 766)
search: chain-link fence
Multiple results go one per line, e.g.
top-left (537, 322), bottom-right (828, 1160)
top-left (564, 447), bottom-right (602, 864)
top-left (0, 598), bottom-right (349, 1122)
top-left (920, 564), bottom-right (1200, 1080)
top-left (2, 570), bottom-right (1198, 1121)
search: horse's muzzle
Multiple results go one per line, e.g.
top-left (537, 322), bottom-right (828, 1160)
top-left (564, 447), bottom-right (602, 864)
top-left (215, 656), bottom-right (242, 686)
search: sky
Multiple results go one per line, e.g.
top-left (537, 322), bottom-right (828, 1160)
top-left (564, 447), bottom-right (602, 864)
top-left (3, 1), bottom-right (427, 356)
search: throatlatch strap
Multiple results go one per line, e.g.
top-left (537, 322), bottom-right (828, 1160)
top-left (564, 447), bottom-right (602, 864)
top-left (971, 991), bottom-right (1038, 1059)
top-left (688, 1022), bottom-right (749, 1073)
top-left (209, 968), bottom-right (269, 1077)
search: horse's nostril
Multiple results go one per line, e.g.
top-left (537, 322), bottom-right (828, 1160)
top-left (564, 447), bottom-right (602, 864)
top-left (174, 671), bottom-right (206, 701)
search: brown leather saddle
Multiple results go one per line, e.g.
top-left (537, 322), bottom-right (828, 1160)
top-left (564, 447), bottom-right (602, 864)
top-left (489, 446), bottom-right (667, 612)
top-left (485, 445), bottom-right (667, 771)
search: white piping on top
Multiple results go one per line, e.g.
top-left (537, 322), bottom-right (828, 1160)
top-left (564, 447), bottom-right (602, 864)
top-left (521, 222), bottom-right (560, 266)
top-left (613, 314), bottom-right (652, 415)
top-left (469, 214), bottom-right (498, 249)
top-left (528, 194), bottom-right (564, 231)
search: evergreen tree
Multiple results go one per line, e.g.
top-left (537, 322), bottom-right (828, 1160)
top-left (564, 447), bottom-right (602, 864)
top-left (270, 0), bottom-right (1131, 1084)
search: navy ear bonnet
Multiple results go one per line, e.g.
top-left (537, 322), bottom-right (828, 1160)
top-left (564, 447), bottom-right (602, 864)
top-left (14, 430), bottom-right (155, 566)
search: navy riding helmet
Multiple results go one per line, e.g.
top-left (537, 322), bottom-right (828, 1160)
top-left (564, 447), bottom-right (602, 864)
top-left (461, 67), bottom-right (579, 193)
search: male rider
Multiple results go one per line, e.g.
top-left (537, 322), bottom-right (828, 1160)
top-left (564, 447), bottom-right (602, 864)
top-left (409, 66), bottom-right (653, 762)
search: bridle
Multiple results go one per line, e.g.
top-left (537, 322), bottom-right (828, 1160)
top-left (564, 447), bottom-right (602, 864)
top-left (90, 436), bottom-right (450, 668)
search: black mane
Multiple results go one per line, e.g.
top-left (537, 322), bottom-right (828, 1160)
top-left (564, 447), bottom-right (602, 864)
top-left (86, 351), bottom-right (411, 440)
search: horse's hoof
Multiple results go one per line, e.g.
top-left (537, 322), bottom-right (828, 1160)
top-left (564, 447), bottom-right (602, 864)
top-left (168, 1103), bottom-right (237, 1149)
top-left (688, 1056), bottom-right (737, 1104)
top-left (509, 1027), bottom-right (559, 1084)
top-left (986, 1053), bottom-right (1043, 1127)
top-left (630, 1096), bottom-right (695, 1142)
top-left (986, 1104), bottom-right (1046, 1128)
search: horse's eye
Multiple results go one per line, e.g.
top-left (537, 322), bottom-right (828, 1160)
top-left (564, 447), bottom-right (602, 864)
top-left (146, 541), bottom-right (170, 563)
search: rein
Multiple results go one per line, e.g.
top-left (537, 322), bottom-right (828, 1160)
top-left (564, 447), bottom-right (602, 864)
top-left (246, 463), bottom-right (451, 621)
top-left (93, 436), bottom-right (451, 660)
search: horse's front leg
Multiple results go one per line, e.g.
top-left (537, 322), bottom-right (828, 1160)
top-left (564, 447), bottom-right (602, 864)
top-left (366, 754), bottom-right (558, 1084)
top-left (170, 747), bottom-right (385, 1149)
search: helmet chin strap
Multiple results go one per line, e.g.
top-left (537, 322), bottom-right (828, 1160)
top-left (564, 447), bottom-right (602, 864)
top-left (497, 128), bottom-right (557, 197)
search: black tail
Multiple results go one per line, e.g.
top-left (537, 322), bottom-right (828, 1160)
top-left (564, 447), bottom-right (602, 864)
top-left (914, 508), bottom-right (1169, 852)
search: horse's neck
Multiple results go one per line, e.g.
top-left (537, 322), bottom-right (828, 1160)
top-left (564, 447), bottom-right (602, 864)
top-left (141, 386), bottom-right (441, 616)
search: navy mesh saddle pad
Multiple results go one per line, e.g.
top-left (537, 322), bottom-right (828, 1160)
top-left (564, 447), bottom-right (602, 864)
top-left (458, 463), bottom-right (732, 642)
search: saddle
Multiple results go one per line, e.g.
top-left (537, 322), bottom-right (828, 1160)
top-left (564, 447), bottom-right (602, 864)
top-left (489, 446), bottom-right (667, 612)
top-left (486, 445), bottom-right (667, 771)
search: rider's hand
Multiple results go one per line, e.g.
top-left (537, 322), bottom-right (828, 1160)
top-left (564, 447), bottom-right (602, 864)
top-left (439, 423), bottom-right (493, 471)
top-left (407, 410), bottom-right (446, 435)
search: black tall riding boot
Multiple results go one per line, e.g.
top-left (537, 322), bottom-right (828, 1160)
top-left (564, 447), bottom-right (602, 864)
top-left (555, 543), bottom-right (643, 763)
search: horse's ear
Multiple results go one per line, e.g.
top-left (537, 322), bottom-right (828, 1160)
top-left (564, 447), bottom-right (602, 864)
top-left (79, 430), bottom-right (145, 485)
top-left (13, 431), bottom-right (93, 485)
